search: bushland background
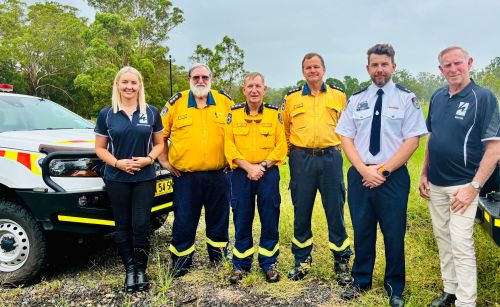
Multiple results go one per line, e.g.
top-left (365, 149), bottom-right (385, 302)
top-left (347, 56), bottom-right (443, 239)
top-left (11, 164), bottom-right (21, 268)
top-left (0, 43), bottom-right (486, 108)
top-left (0, 1), bottom-right (499, 306)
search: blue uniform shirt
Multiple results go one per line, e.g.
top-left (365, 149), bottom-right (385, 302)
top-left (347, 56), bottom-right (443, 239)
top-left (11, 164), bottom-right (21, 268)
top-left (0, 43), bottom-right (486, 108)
top-left (427, 79), bottom-right (500, 186)
top-left (95, 105), bottom-right (164, 182)
top-left (336, 80), bottom-right (428, 164)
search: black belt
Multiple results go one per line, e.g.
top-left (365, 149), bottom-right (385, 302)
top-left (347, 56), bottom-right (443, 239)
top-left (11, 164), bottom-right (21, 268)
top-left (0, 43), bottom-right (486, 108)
top-left (292, 145), bottom-right (339, 156)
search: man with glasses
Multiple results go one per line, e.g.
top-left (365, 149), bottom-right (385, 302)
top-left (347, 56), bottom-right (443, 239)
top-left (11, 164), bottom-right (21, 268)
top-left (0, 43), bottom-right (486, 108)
top-left (159, 63), bottom-right (234, 277)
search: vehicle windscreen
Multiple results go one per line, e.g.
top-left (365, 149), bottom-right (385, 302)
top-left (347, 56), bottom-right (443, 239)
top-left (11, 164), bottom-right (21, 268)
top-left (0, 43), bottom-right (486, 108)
top-left (0, 96), bottom-right (94, 132)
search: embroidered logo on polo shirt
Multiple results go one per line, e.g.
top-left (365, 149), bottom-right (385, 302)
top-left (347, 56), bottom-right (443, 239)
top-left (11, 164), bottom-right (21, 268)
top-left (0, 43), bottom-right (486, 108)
top-left (138, 113), bottom-right (148, 124)
top-left (455, 102), bottom-right (469, 119)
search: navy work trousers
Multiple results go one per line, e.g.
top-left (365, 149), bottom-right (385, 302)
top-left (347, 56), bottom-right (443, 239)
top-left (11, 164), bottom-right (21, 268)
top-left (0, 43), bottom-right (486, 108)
top-left (347, 166), bottom-right (410, 297)
top-left (231, 166), bottom-right (281, 271)
top-left (170, 170), bottom-right (230, 269)
top-left (289, 147), bottom-right (352, 265)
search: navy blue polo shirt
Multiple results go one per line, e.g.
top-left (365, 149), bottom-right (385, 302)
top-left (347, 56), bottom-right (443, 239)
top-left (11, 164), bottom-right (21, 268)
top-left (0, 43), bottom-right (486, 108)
top-left (427, 80), bottom-right (500, 186)
top-left (94, 105), bottom-right (164, 182)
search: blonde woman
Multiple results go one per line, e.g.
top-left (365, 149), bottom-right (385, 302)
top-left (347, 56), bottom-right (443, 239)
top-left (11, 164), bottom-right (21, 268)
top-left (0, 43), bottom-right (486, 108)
top-left (95, 66), bottom-right (164, 292)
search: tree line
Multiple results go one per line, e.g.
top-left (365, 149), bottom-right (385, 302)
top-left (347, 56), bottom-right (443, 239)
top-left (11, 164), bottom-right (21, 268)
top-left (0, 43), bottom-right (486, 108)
top-left (1, 0), bottom-right (498, 118)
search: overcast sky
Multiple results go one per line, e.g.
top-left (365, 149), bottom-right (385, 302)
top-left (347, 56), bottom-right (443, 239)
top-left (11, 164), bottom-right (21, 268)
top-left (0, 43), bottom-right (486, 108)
top-left (31, 0), bottom-right (500, 88)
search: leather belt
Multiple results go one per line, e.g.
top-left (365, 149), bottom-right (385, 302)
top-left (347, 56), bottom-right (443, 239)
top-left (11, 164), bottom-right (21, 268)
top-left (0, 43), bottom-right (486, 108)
top-left (291, 145), bottom-right (339, 156)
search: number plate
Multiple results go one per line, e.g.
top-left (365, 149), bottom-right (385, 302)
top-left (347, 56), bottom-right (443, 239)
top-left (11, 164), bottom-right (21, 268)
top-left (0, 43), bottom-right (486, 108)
top-left (155, 179), bottom-right (173, 197)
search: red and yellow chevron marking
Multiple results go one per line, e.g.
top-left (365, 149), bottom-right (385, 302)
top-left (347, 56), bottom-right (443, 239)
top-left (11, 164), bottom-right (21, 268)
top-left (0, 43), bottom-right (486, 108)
top-left (0, 150), bottom-right (42, 175)
top-left (56, 140), bottom-right (95, 145)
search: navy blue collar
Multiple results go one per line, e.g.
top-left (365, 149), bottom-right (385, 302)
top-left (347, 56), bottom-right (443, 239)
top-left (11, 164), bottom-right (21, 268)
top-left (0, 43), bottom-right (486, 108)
top-left (188, 91), bottom-right (216, 108)
top-left (302, 82), bottom-right (327, 96)
top-left (244, 102), bottom-right (263, 115)
top-left (447, 79), bottom-right (475, 98)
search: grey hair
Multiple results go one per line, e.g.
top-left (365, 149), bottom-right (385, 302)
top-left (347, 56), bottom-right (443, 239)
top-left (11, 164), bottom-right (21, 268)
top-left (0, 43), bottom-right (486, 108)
top-left (438, 46), bottom-right (470, 64)
top-left (188, 63), bottom-right (212, 77)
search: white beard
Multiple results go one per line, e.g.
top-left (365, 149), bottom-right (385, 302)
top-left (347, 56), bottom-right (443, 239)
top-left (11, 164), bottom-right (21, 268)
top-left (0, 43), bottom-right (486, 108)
top-left (190, 82), bottom-right (211, 98)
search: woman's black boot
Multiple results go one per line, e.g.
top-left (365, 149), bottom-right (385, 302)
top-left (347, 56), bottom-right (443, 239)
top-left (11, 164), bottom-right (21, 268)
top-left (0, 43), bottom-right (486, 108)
top-left (117, 242), bottom-right (136, 293)
top-left (134, 246), bottom-right (150, 291)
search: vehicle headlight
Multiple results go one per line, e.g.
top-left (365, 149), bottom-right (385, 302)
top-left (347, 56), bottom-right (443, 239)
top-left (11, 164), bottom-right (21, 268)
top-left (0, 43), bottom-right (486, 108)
top-left (48, 158), bottom-right (102, 177)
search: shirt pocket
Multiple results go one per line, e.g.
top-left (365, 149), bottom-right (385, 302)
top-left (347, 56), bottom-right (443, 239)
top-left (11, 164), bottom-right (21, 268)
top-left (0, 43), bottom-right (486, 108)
top-left (173, 115), bottom-right (193, 136)
top-left (259, 125), bottom-right (275, 149)
top-left (352, 109), bottom-right (373, 128)
top-left (382, 108), bottom-right (404, 133)
top-left (290, 106), bottom-right (307, 129)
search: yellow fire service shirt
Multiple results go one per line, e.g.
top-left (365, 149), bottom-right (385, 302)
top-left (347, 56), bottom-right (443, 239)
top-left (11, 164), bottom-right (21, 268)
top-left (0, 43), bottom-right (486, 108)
top-left (225, 103), bottom-right (287, 169)
top-left (282, 83), bottom-right (346, 149)
top-left (161, 89), bottom-right (234, 172)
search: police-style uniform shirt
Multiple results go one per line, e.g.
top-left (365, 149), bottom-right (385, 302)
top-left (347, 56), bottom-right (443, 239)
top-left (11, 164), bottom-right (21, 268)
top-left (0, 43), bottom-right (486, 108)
top-left (94, 105), bottom-right (163, 182)
top-left (427, 79), bottom-right (500, 186)
top-left (225, 103), bottom-right (287, 169)
top-left (282, 82), bottom-right (346, 149)
top-left (336, 80), bottom-right (428, 164)
top-left (161, 89), bottom-right (233, 172)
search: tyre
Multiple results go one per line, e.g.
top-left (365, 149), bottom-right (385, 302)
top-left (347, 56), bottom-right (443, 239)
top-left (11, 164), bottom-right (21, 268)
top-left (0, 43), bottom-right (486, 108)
top-left (0, 199), bottom-right (47, 286)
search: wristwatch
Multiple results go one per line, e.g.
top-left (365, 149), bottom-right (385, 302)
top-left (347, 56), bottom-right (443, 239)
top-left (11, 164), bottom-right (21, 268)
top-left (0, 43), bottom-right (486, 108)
top-left (260, 161), bottom-right (268, 169)
top-left (470, 181), bottom-right (482, 191)
top-left (379, 165), bottom-right (391, 177)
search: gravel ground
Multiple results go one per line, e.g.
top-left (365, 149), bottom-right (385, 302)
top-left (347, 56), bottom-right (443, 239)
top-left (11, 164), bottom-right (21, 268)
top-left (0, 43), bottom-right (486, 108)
top-left (0, 225), bottom-right (349, 307)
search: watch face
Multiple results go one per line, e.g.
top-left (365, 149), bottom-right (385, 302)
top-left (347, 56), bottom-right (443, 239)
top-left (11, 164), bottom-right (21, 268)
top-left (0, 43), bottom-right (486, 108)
top-left (471, 182), bottom-right (481, 189)
top-left (382, 170), bottom-right (391, 177)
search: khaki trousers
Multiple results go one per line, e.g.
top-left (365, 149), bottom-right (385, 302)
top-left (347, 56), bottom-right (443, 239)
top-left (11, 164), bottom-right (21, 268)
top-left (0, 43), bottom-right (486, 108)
top-left (428, 183), bottom-right (478, 307)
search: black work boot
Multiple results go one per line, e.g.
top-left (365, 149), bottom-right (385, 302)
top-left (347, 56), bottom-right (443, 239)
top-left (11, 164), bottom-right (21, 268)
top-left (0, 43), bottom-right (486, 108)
top-left (334, 261), bottom-right (353, 286)
top-left (430, 292), bottom-right (456, 307)
top-left (116, 242), bottom-right (136, 293)
top-left (134, 246), bottom-right (150, 291)
top-left (288, 256), bottom-right (312, 281)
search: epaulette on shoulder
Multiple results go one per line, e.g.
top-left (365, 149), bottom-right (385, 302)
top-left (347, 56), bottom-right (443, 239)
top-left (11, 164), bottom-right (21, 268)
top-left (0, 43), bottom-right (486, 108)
top-left (218, 89), bottom-right (232, 100)
top-left (231, 103), bottom-right (245, 110)
top-left (285, 86), bottom-right (301, 96)
top-left (168, 92), bottom-right (182, 105)
top-left (352, 87), bottom-right (368, 96)
top-left (396, 84), bottom-right (412, 93)
top-left (328, 83), bottom-right (344, 93)
top-left (264, 103), bottom-right (279, 110)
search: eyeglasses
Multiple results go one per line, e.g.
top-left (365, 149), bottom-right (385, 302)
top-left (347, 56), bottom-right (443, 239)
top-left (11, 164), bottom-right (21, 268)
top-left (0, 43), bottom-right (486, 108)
top-left (191, 75), bottom-right (210, 81)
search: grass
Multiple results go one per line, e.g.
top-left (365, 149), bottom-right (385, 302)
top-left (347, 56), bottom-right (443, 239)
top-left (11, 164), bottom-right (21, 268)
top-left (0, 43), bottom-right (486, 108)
top-left (1, 104), bottom-right (498, 306)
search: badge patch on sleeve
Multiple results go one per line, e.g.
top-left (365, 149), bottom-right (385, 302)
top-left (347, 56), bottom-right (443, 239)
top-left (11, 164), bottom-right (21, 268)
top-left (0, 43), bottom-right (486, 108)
top-left (226, 113), bottom-right (232, 124)
top-left (160, 105), bottom-right (169, 116)
top-left (412, 97), bottom-right (421, 109)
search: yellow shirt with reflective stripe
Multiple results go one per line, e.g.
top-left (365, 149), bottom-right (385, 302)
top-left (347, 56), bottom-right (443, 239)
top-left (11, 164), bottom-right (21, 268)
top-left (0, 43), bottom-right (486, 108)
top-left (162, 89), bottom-right (233, 172)
top-left (225, 104), bottom-right (287, 169)
top-left (282, 83), bottom-right (346, 149)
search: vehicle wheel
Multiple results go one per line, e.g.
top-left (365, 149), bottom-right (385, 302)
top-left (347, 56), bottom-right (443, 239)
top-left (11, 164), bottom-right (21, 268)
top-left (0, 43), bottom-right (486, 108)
top-left (0, 199), bottom-right (47, 286)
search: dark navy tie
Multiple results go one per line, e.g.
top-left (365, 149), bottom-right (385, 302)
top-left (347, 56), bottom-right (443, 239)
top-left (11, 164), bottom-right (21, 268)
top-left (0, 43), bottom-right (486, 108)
top-left (369, 88), bottom-right (384, 156)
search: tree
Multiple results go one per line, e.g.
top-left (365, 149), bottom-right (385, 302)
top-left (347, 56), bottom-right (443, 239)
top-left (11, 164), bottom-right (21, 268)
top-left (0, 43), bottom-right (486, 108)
top-left (0, 1), bottom-right (87, 110)
top-left (86, 0), bottom-right (183, 54)
top-left (475, 57), bottom-right (500, 97)
top-left (190, 35), bottom-right (246, 101)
